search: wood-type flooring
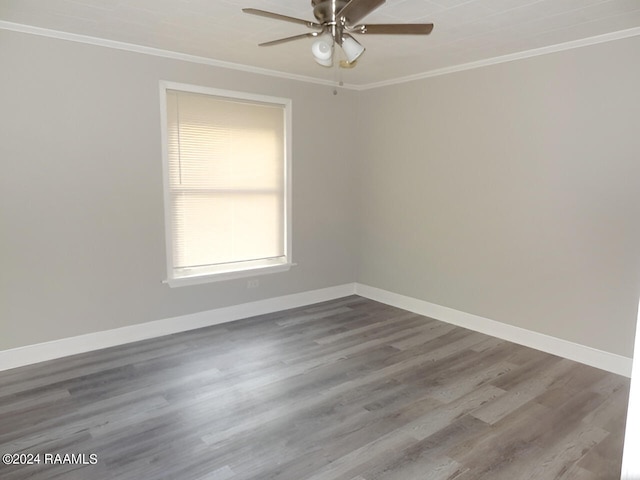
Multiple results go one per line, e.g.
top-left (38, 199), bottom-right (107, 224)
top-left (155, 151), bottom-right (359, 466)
top-left (0, 296), bottom-right (631, 479)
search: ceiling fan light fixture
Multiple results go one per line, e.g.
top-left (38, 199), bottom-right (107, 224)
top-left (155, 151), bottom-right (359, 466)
top-left (340, 34), bottom-right (365, 63)
top-left (244, 2), bottom-right (434, 69)
top-left (311, 37), bottom-right (333, 67)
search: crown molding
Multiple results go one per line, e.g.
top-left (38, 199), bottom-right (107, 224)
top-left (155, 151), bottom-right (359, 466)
top-left (358, 26), bottom-right (640, 90)
top-left (2, 20), bottom-right (640, 91)
top-left (0, 20), bottom-right (359, 90)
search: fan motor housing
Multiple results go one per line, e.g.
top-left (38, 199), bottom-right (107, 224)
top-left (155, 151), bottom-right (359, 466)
top-left (312, 0), bottom-right (348, 23)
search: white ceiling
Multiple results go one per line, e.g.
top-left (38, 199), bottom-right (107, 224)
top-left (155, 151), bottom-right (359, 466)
top-left (1, 0), bottom-right (640, 86)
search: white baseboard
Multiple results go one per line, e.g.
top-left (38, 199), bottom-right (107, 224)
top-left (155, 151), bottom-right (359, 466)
top-left (0, 283), bottom-right (357, 372)
top-left (2, 282), bottom-right (632, 377)
top-left (355, 283), bottom-right (633, 377)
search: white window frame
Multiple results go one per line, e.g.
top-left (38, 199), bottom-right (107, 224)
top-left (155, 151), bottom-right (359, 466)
top-left (159, 81), bottom-right (293, 287)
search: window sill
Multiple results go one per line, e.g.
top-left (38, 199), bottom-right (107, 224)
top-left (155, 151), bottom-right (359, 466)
top-left (164, 262), bottom-right (293, 288)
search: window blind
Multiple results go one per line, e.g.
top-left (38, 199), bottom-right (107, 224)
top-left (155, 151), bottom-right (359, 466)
top-left (165, 89), bottom-right (286, 278)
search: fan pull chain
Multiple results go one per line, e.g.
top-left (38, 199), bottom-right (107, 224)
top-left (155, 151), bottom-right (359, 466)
top-left (332, 52), bottom-right (344, 95)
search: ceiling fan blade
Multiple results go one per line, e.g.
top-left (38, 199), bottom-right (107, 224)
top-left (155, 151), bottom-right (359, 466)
top-left (259, 32), bottom-right (321, 47)
top-left (337, 0), bottom-right (386, 25)
top-left (351, 23), bottom-right (434, 35)
top-left (242, 8), bottom-right (321, 29)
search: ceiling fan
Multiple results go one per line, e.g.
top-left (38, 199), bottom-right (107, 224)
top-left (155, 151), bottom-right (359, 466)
top-left (243, 0), bottom-right (434, 68)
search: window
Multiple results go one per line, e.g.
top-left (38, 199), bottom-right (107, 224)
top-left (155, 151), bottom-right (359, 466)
top-left (160, 82), bottom-right (292, 286)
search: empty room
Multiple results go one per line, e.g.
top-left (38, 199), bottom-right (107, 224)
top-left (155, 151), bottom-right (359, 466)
top-left (1, 1), bottom-right (640, 479)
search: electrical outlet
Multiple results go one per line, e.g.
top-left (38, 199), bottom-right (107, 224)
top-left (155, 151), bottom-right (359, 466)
top-left (247, 279), bottom-right (260, 289)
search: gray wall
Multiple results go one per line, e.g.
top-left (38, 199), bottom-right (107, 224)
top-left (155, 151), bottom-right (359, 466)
top-left (2, 28), bottom-right (639, 359)
top-left (357, 36), bottom-right (640, 357)
top-left (0, 30), bottom-right (359, 351)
